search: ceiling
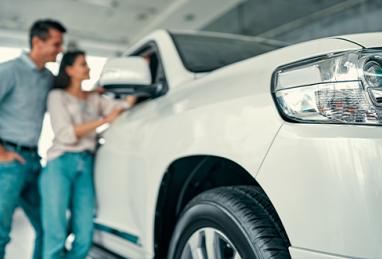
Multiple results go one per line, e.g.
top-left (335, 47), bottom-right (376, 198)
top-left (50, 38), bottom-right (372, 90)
top-left (0, 0), bottom-right (243, 56)
top-left (3, 0), bottom-right (380, 57)
top-left (205, 0), bottom-right (382, 44)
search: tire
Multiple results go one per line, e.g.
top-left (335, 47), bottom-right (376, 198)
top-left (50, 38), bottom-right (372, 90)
top-left (167, 186), bottom-right (291, 259)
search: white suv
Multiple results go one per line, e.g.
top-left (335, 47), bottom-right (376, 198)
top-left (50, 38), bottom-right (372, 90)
top-left (93, 30), bottom-right (382, 259)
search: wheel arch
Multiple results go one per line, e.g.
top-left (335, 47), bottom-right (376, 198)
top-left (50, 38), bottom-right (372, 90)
top-left (153, 155), bottom-right (290, 259)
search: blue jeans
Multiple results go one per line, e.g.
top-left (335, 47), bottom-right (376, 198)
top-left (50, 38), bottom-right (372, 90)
top-left (39, 152), bottom-right (95, 259)
top-left (0, 144), bottom-right (43, 259)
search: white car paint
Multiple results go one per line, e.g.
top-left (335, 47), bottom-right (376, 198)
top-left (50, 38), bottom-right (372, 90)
top-left (94, 30), bottom-right (382, 259)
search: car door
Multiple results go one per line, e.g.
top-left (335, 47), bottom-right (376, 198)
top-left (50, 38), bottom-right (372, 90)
top-left (93, 43), bottom-right (168, 258)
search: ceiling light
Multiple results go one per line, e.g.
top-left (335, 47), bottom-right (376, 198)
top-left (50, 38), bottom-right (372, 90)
top-left (75, 0), bottom-right (118, 8)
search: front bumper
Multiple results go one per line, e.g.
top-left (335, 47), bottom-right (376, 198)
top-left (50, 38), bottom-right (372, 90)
top-left (257, 123), bottom-right (382, 259)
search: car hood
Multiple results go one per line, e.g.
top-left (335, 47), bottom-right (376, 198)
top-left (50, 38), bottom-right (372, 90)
top-left (335, 32), bottom-right (382, 48)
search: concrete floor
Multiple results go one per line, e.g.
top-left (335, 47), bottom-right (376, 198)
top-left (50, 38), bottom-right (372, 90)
top-left (6, 209), bottom-right (122, 259)
top-left (7, 209), bottom-right (34, 259)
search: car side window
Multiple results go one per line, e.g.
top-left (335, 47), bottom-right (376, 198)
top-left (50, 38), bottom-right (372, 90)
top-left (142, 51), bottom-right (159, 84)
top-left (130, 43), bottom-right (168, 104)
top-left (133, 45), bottom-right (167, 87)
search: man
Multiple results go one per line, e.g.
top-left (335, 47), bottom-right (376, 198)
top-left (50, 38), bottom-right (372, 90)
top-left (0, 19), bottom-right (66, 259)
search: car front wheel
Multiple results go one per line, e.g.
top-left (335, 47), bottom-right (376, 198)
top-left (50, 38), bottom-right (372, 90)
top-left (167, 186), bottom-right (291, 259)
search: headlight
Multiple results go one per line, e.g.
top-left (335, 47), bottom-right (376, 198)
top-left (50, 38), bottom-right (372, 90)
top-left (363, 60), bottom-right (382, 88)
top-left (273, 50), bottom-right (382, 125)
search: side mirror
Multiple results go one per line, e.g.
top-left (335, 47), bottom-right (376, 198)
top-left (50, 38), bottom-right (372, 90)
top-left (99, 57), bottom-right (160, 97)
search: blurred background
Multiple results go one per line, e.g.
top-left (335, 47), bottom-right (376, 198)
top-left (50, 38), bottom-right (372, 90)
top-left (2, 0), bottom-right (382, 83)
top-left (1, 0), bottom-right (381, 258)
top-left (1, 0), bottom-right (382, 56)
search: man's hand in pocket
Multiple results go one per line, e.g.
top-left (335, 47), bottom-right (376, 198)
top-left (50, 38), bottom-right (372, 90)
top-left (0, 149), bottom-right (26, 164)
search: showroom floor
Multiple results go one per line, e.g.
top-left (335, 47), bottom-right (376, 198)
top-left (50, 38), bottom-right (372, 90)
top-left (7, 209), bottom-right (121, 259)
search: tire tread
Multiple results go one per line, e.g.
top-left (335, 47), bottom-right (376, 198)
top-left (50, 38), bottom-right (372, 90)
top-left (185, 186), bottom-right (291, 259)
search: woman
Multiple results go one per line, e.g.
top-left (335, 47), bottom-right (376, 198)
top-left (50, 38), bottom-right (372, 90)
top-left (40, 50), bottom-right (134, 259)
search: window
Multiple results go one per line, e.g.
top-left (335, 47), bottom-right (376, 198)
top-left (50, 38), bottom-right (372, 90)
top-left (129, 42), bottom-right (168, 103)
top-left (171, 33), bottom-right (286, 73)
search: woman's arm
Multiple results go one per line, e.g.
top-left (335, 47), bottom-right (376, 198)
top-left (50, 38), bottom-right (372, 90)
top-left (126, 95), bottom-right (137, 107)
top-left (95, 87), bottom-right (137, 116)
top-left (48, 91), bottom-right (126, 142)
top-left (73, 107), bottom-right (124, 138)
top-left (73, 118), bottom-right (105, 138)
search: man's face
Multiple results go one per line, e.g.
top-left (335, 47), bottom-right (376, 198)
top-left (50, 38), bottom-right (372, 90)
top-left (33, 28), bottom-right (64, 63)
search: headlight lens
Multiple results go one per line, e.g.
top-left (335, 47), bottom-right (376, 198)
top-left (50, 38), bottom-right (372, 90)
top-left (363, 60), bottom-right (382, 88)
top-left (273, 50), bottom-right (382, 125)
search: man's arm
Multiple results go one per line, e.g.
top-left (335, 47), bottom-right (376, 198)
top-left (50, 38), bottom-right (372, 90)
top-left (0, 61), bottom-right (15, 103)
top-left (0, 144), bottom-right (25, 164)
top-left (0, 144), bottom-right (5, 154)
top-left (0, 60), bottom-right (25, 164)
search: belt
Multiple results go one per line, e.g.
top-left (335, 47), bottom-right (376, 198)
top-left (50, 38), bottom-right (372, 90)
top-left (0, 139), bottom-right (38, 152)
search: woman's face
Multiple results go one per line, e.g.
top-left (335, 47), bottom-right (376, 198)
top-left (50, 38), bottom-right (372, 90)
top-left (66, 55), bottom-right (90, 82)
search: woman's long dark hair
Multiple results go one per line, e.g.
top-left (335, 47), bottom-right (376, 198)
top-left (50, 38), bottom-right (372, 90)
top-left (53, 50), bottom-right (86, 89)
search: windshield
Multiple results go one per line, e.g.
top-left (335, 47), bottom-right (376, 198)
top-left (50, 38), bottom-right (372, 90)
top-left (170, 32), bottom-right (286, 73)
